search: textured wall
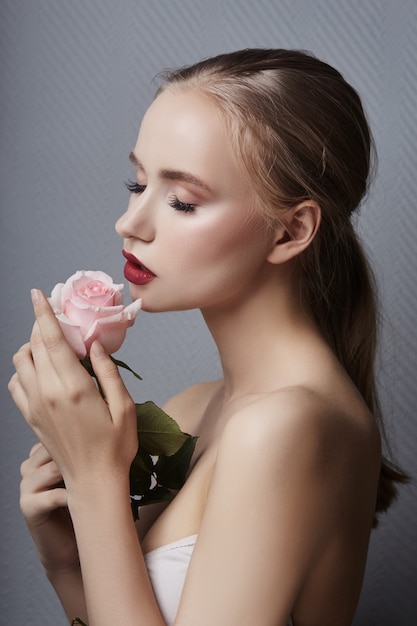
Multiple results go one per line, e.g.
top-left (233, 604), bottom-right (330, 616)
top-left (1, 1), bottom-right (416, 624)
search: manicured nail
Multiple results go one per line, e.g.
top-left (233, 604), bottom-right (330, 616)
top-left (31, 289), bottom-right (41, 304)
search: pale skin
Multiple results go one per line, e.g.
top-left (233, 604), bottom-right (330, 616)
top-left (9, 89), bottom-right (381, 625)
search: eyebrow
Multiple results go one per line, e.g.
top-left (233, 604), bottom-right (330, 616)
top-left (129, 151), bottom-right (212, 193)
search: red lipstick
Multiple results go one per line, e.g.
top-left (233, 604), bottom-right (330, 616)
top-left (122, 250), bottom-right (156, 285)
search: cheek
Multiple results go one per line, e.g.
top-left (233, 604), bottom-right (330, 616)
top-left (178, 216), bottom-right (266, 264)
top-left (173, 223), bottom-right (272, 297)
top-left (201, 219), bottom-right (271, 268)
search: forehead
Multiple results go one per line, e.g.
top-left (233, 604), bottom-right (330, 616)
top-left (140, 88), bottom-right (226, 143)
top-left (135, 89), bottom-right (245, 184)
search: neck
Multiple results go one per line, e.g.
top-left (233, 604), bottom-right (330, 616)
top-left (201, 267), bottom-right (320, 401)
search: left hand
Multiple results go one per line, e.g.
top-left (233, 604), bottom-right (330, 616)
top-left (9, 289), bottom-right (138, 492)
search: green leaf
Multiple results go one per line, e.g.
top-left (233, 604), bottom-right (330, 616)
top-left (110, 356), bottom-right (142, 380)
top-left (129, 451), bottom-right (154, 494)
top-left (155, 436), bottom-right (198, 490)
top-left (136, 401), bottom-right (190, 456)
top-left (131, 448), bottom-right (154, 473)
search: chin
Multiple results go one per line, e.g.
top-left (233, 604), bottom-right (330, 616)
top-left (128, 286), bottom-right (200, 313)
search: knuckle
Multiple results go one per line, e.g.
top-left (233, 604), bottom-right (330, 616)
top-left (19, 492), bottom-right (30, 514)
top-left (64, 383), bottom-right (89, 405)
top-left (7, 373), bottom-right (17, 393)
top-left (48, 461), bottom-right (62, 482)
top-left (20, 458), bottom-right (30, 478)
top-left (119, 396), bottom-right (135, 420)
top-left (29, 327), bottom-right (43, 348)
top-left (12, 345), bottom-right (30, 368)
top-left (19, 479), bottom-right (35, 504)
top-left (29, 442), bottom-right (43, 457)
top-left (125, 397), bottom-right (136, 415)
top-left (47, 488), bottom-right (66, 509)
top-left (101, 361), bottom-right (121, 380)
top-left (42, 331), bottom-right (63, 352)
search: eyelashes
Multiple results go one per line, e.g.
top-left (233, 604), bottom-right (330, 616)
top-left (124, 180), bottom-right (196, 213)
top-left (124, 180), bottom-right (146, 194)
top-left (168, 195), bottom-right (196, 213)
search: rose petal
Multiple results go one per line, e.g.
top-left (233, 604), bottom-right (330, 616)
top-left (64, 299), bottom-right (124, 336)
top-left (71, 274), bottom-right (123, 307)
top-left (49, 283), bottom-right (65, 310)
top-left (59, 271), bottom-right (118, 305)
top-left (73, 288), bottom-right (115, 308)
top-left (83, 298), bottom-right (142, 355)
top-left (55, 313), bottom-right (88, 359)
top-left (123, 298), bottom-right (143, 320)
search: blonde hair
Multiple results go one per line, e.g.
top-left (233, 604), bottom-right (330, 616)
top-left (158, 48), bottom-right (408, 523)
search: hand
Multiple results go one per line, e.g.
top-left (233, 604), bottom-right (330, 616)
top-left (20, 442), bottom-right (79, 573)
top-left (9, 289), bottom-right (138, 494)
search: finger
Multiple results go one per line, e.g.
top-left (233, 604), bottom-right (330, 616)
top-left (30, 289), bottom-right (80, 375)
top-left (21, 443), bottom-right (54, 477)
top-left (10, 342), bottom-right (51, 431)
top-left (20, 486), bottom-right (68, 520)
top-left (11, 342), bottom-right (36, 389)
top-left (38, 486), bottom-right (68, 510)
top-left (29, 320), bottom-right (61, 382)
top-left (29, 442), bottom-right (44, 457)
top-left (12, 341), bottom-right (32, 364)
top-left (89, 341), bottom-right (135, 425)
top-left (21, 456), bottom-right (63, 490)
top-left (28, 442), bottom-right (54, 467)
top-left (8, 371), bottom-right (31, 417)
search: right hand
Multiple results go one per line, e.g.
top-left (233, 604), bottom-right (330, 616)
top-left (20, 442), bottom-right (80, 574)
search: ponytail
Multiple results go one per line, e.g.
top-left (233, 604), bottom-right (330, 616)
top-left (305, 216), bottom-right (408, 525)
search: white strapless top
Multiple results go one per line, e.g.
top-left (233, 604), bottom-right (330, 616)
top-left (144, 534), bottom-right (198, 625)
top-left (144, 534), bottom-right (293, 625)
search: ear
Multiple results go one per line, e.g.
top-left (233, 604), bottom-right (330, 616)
top-left (266, 200), bottom-right (321, 265)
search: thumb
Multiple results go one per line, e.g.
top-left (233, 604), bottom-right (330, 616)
top-left (89, 341), bottom-right (135, 424)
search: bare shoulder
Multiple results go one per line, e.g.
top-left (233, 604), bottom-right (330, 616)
top-left (218, 385), bottom-right (381, 484)
top-left (184, 386), bottom-right (381, 624)
top-left (162, 379), bottom-right (223, 433)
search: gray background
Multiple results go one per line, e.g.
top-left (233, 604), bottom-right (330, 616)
top-left (1, 1), bottom-right (416, 624)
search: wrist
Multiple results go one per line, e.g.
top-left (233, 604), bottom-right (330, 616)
top-left (66, 473), bottom-right (132, 528)
top-left (66, 469), bottom-right (130, 506)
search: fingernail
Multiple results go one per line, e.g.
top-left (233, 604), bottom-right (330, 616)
top-left (31, 289), bottom-right (41, 304)
top-left (91, 341), bottom-right (106, 357)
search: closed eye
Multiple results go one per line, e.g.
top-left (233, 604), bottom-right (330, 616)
top-left (168, 195), bottom-right (196, 213)
top-left (124, 180), bottom-right (146, 194)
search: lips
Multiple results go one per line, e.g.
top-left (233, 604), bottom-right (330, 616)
top-left (122, 250), bottom-right (156, 285)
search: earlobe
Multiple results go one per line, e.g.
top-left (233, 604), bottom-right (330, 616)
top-left (266, 200), bottom-right (321, 264)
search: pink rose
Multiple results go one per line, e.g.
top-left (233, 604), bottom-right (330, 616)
top-left (49, 270), bottom-right (142, 359)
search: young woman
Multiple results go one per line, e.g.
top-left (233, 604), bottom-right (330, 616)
top-left (9, 49), bottom-right (406, 626)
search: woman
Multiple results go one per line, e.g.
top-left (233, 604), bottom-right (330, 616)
top-left (9, 49), bottom-right (406, 626)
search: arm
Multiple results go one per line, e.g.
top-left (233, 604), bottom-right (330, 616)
top-left (175, 400), bottom-right (327, 625)
top-left (19, 442), bottom-right (88, 623)
top-left (174, 389), bottom-right (379, 626)
top-left (10, 290), bottom-right (167, 625)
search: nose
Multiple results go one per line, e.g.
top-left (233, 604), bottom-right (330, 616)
top-left (115, 194), bottom-right (155, 242)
